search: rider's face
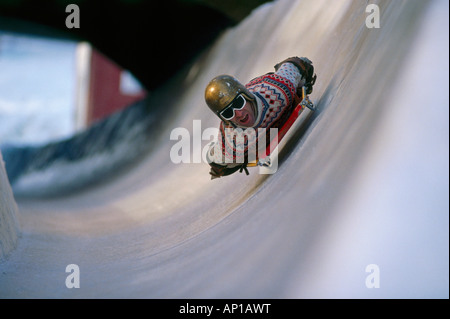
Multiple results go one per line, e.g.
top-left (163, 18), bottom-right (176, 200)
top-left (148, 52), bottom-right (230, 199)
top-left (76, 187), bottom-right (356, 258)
top-left (230, 100), bottom-right (256, 128)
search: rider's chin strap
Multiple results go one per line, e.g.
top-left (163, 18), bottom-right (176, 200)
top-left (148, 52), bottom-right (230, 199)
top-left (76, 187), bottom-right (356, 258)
top-left (239, 159), bottom-right (249, 175)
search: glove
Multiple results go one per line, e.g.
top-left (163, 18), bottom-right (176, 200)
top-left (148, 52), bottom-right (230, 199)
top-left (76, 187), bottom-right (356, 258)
top-left (209, 162), bottom-right (249, 179)
top-left (275, 56), bottom-right (303, 71)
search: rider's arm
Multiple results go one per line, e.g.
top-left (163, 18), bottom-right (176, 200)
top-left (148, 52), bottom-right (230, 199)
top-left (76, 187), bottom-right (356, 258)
top-left (274, 56), bottom-right (316, 94)
top-left (274, 60), bottom-right (304, 89)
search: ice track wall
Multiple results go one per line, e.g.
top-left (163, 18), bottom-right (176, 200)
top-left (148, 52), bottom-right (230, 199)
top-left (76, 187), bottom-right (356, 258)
top-left (0, 0), bottom-right (448, 298)
top-left (0, 152), bottom-right (19, 262)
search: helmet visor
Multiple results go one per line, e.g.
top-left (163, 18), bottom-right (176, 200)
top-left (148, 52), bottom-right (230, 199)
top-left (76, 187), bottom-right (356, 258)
top-left (219, 94), bottom-right (246, 121)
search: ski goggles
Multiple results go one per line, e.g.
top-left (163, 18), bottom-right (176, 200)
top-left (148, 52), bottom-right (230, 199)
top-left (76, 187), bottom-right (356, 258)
top-left (219, 94), bottom-right (246, 120)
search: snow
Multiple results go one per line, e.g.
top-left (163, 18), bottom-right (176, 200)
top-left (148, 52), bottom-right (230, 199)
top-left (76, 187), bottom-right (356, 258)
top-left (0, 0), bottom-right (448, 298)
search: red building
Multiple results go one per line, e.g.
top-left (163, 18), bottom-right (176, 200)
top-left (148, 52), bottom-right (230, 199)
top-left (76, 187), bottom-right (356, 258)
top-left (75, 43), bottom-right (147, 130)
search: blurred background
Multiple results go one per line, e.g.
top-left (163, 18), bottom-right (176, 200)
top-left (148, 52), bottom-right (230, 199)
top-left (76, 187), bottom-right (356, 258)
top-left (0, 0), bottom-right (270, 195)
top-left (0, 0), bottom-right (268, 144)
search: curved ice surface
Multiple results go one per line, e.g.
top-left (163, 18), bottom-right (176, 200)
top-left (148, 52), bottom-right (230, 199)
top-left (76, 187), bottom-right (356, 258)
top-left (0, 0), bottom-right (448, 298)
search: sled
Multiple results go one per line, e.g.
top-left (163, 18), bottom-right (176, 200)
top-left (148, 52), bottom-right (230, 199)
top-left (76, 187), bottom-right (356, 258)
top-left (246, 86), bottom-right (315, 169)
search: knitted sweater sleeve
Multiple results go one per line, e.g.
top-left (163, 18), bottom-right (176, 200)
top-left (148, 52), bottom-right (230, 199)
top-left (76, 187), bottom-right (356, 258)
top-left (274, 62), bottom-right (304, 89)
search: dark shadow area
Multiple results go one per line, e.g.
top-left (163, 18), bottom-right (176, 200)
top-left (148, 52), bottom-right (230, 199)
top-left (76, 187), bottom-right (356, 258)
top-left (0, 0), bottom-right (271, 92)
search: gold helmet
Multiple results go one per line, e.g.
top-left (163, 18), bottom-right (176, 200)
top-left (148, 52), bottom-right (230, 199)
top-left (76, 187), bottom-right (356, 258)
top-left (205, 75), bottom-right (256, 121)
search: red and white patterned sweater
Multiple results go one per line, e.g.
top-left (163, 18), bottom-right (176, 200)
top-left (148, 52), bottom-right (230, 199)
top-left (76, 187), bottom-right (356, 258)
top-left (207, 62), bottom-right (304, 166)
